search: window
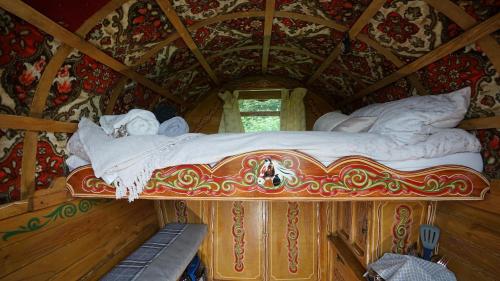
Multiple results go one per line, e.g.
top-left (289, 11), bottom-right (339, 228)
top-left (239, 99), bottom-right (281, 132)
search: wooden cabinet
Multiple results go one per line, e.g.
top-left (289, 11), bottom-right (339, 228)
top-left (160, 200), bottom-right (433, 281)
top-left (330, 201), bottom-right (432, 279)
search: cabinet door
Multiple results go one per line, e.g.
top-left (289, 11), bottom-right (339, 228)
top-left (213, 201), bottom-right (265, 280)
top-left (337, 202), bottom-right (352, 242)
top-left (369, 201), bottom-right (428, 263)
top-left (352, 202), bottom-right (371, 264)
top-left (269, 202), bottom-right (318, 281)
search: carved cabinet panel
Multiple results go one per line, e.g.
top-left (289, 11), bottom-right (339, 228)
top-left (268, 202), bottom-right (318, 281)
top-left (213, 201), bottom-right (265, 280)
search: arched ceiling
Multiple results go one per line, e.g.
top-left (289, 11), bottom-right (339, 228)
top-left (0, 0), bottom-right (497, 115)
top-left (0, 0), bottom-right (498, 203)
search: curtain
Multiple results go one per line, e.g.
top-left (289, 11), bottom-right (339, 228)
top-left (280, 87), bottom-right (307, 131)
top-left (218, 90), bottom-right (244, 133)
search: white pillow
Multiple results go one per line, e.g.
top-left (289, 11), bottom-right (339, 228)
top-left (333, 116), bottom-right (377, 133)
top-left (351, 87), bottom-right (471, 144)
top-left (313, 111), bottom-right (349, 131)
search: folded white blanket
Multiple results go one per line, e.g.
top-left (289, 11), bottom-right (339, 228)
top-left (158, 117), bottom-right (189, 137)
top-left (100, 109), bottom-right (159, 136)
top-left (76, 118), bottom-right (481, 201)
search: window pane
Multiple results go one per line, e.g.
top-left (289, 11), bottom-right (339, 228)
top-left (241, 116), bottom-right (280, 132)
top-left (239, 99), bottom-right (281, 112)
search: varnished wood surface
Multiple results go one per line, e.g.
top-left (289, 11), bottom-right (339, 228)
top-left (0, 197), bottom-right (157, 280)
top-left (434, 179), bottom-right (500, 281)
top-left (66, 151), bottom-right (490, 201)
top-left (459, 116), bottom-right (500, 130)
top-left (0, 114), bottom-right (78, 133)
top-left (261, 0), bottom-right (276, 73)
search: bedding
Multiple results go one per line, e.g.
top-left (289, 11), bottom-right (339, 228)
top-left (74, 117), bottom-right (481, 201)
top-left (351, 87), bottom-right (471, 144)
top-left (312, 111), bottom-right (377, 132)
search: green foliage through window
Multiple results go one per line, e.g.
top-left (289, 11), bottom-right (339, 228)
top-left (239, 99), bottom-right (281, 132)
top-left (238, 99), bottom-right (281, 112)
top-left (241, 116), bottom-right (280, 132)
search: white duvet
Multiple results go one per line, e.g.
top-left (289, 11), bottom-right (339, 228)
top-left (76, 118), bottom-right (481, 201)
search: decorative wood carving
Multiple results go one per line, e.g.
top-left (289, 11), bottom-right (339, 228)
top-left (391, 205), bottom-right (412, 254)
top-left (287, 201), bottom-right (300, 273)
top-left (232, 201), bottom-right (245, 272)
top-left (67, 151), bottom-right (490, 201)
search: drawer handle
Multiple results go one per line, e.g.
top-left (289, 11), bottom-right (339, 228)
top-left (336, 254), bottom-right (345, 265)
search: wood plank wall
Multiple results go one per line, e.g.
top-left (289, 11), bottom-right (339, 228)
top-left (435, 180), bottom-right (500, 281)
top-left (0, 198), bottom-right (158, 280)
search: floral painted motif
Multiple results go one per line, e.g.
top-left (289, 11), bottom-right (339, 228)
top-left (173, 0), bottom-right (264, 25)
top-left (319, 0), bottom-right (372, 26)
top-left (418, 49), bottom-right (499, 118)
top-left (75, 55), bottom-right (120, 96)
top-left (377, 12), bottom-right (419, 44)
top-left (474, 129), bottom-right (500, 179)
top-left (0, 10), bottom-right (59, 115)
top-left (0, 129), bottom-right (24, 204)
top-left (35, 132), bottom-right (68, 190)
top-left (86, 0), bottom-right (175, 66)
top-left (366, 1), bottom-right (463, 62)
top-left (44, 51), bottom-right (118, 122)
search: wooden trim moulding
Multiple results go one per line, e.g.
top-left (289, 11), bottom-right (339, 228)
top-left (0, 0), bottom-right (180, 103)
top-left (261, 0), bottom-right (276, 73)
top-left (0, 114), bottom-right (77, 133)
top-left (240, 111), bottom-right (280, 117)
top-left (155, 0), bottom-right (220, 85)
top-left (458, 116), bottom-right (500, 130)
top-left (341, 13), bottom-right (500, 105)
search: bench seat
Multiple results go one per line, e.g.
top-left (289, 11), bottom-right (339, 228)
top-left (102, 223), bottom-right (207, 281)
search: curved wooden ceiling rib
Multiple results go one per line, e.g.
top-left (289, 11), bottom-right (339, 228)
top-left (133, 9), bottom-right (423, 93)
top-left (7, 0), bottom-right (130, 201)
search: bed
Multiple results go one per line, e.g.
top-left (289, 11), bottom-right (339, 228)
top-left (66, 149), bottom-right (489, 201)
top-left (65, 87), bottom-right (490, 202)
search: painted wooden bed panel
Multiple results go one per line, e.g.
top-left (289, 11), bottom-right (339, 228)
top-left (66, 151), bottom-right (490, 201)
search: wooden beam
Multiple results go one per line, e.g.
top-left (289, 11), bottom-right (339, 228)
top-left (0, 114), bottom-right (78, 132)
top-left (423, 0), bottom-right (500, 72)
top-left (155, 0), bottom-right (219, 85)
top-left (262, 0), bottom-right (276, 73)
top-left (458, 116), bottom-right (500, 130)
top-left (307, 0), bottom-right (387, 84)
top-left (0, 0), bottom-right (180, 104)
top-left (341, 13), bottom-right (500, 105)
top-left (105, 77), bottom-right (128, 115)
top-left (241, 111), bottom-right (280, 117)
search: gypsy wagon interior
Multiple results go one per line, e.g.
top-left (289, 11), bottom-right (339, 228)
top-left (0, 0), bottom-right (499, 280)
